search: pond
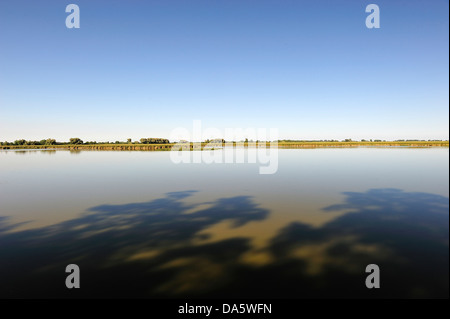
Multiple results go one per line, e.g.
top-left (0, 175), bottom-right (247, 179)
top-left (0, 148), bottom-right (448, 298)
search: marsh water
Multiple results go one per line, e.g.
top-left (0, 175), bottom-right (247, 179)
top-left (0, 148), bottom-right (448, 298)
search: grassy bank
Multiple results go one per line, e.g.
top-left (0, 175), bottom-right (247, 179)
top-left (0, 141), bottom-right (448, 150)
top-left (277, 141), bottom-right (449, 148)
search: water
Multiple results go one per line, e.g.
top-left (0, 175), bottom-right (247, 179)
top-left (0, 148), bottom-right (448, 298)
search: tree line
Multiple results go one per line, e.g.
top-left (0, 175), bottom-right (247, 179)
top-left (277, 139), bottom-right (446, 143)
top-left (2, 138), bottom-right (446, 146)
top-left (1, 137), bottom-right (172, 146)
top-left (139, 138), bottom-right (170, 144)
top-left (1, 138), bottom-right (57, 146)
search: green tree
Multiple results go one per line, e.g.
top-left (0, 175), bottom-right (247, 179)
top-left (69, 138), bottom-right (83, 144)
top-left (140, 138), bottom-right (169, 144)
top-left (45, 138), bottom-right (56, 145)
top-left (14, 139), bottom-right (26, 145)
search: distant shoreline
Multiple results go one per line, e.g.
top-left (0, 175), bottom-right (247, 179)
top-left (0, 141), bottom-right (448, 151)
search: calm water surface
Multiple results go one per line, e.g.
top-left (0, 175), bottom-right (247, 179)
top-left (0, 148), bottom-right (448, 298)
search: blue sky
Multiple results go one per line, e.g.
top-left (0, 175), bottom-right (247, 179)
top-left (0, 0), bottom-right (448, 141)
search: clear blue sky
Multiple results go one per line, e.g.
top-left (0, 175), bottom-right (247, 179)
top-left (0, 0), bottom-right (448, 141)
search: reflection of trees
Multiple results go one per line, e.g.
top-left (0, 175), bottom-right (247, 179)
top-left (41, 150), bottom-right (56, 155)
top-left (0, 189), bottom-right (447, 298)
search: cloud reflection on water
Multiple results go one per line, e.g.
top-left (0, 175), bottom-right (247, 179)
top-left (0, 188), bottom-right (448, 298)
